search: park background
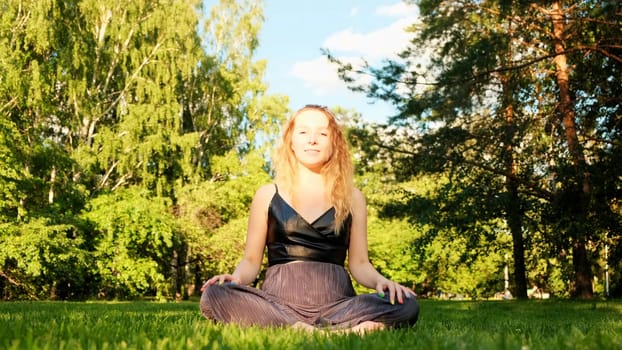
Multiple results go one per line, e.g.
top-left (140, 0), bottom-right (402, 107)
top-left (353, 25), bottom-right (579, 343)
top-left (0, 0), bottom-right (620, 303)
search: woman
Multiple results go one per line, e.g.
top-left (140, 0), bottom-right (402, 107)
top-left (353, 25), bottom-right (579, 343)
top-left (200, 105), bottom-right (419, 333)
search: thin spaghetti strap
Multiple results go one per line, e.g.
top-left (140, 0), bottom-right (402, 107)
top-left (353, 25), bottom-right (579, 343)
top-left (274, 183), bottom-right (278, 193)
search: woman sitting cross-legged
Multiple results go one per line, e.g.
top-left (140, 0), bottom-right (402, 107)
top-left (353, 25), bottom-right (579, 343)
top-left (199, 104), bottom-right (420, 334)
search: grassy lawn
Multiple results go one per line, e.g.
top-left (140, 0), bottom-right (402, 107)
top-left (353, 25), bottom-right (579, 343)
top-left (0, 299), bottom-right (620, 349)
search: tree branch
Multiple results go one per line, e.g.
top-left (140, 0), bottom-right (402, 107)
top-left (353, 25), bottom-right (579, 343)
top-left (372, 140), bottom-right (554, 202)
top-left (0, 270), bottom-right (39, 300)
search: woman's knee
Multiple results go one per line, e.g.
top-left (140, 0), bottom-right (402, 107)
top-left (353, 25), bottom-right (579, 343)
top-left (401, 297), bottom-right (420, 326)
top-left (199, 284), bottom-right (226, 319)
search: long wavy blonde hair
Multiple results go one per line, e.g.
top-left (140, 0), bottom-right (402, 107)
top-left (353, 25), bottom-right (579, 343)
top-left (272, 105), bottom-right (354, 234)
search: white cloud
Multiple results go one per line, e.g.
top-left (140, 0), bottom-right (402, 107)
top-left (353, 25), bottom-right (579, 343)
top-left (322, 17), bottom-right (415, 59)
top-left (376, 2), bottom-right (418, 17)
top-left (290, 56), bottom-right (371, 96)
top-left (289, 2), bottom-right (420, 102)
top-left (290, 57), bottom-right (340, 95)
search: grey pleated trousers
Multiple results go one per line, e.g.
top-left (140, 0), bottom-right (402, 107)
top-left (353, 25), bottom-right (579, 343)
top-left (200, 261), bottom-right (419, 329)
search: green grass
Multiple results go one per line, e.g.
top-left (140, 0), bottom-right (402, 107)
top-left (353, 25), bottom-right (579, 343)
top-left (0, 299), bottom-right (620, 349)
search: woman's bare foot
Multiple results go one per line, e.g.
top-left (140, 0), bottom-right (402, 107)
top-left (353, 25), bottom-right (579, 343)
top-left (293, 320), bottom-right (385, 335)
top-left (349, 321), bottom-right (385, 335)
top-left (292, 321), bottom-right (317, 333)
top-left (328, 321), bottom-right (385, 335)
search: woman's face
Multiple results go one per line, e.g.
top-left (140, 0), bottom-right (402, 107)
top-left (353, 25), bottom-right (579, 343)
top-left (290, 109), bottom-right (333, 171)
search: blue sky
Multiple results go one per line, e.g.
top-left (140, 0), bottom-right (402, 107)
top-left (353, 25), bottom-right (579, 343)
top-left (199, 0), bottom-right (417, 123)
top-left (250, 1), bottom-right (419, 123)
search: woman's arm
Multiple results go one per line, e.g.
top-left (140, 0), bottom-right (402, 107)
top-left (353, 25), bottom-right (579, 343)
top-left (201, 184), bottom-right (274, 289)
top-left (347, 188), bottom-right (415, 305)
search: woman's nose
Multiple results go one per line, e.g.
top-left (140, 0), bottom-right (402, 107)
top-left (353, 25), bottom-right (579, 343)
top-left (308, 133), bottom-right (318, 144)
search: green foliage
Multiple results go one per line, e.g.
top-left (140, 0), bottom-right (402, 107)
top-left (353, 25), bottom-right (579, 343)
top-left (0, 0), bottom-right (287, 300)
top-left (354, 169), bottom-right (513, 298)
top-left (0, 218), bottom-right (91, 300)
top-left (175, 149), bottom-right (272, 288)
top-left (330, 0), bottom-right (622, 298)
top-left (0, 117), bottom-right (26, 220)
top-left (366, 217), bottom-right (423, 290)
top-left (1, 0), bottom-right (617, 302)
top-left (174, 149), bottom-right (271, 234)
top-left (421, 227), bottom-right (510, 298)
top-left (202, 217), bottom-right (250, 277)
top-left (83, 188), bottom-right (180, 299)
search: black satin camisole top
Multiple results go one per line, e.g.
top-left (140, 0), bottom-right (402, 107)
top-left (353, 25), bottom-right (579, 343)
top-left (266, 188), bottom-right (352, 267)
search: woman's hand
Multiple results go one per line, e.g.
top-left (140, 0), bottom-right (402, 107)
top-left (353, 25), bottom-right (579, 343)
top-left (375, 278), bottom-right (416, 305)
top-left (200, 274), bottom-right (241, 292)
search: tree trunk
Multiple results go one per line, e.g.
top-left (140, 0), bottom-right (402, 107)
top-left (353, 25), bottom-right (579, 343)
top-left (506, 164), bottom-right (528, 299)
top-left (48, 165), bottom-right (56, 204)
top-left (499, 14), bottom-right (529, 297)
top-left (502, 85), bottom-right (528, 299)
top-left (551, 1), bottom-right (593, 298)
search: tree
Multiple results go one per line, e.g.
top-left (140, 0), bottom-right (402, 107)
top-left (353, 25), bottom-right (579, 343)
top-left (327, 0), bottom-right (622, 298)
top-left (83, 188), bottom-right (180, 299)
top-left (341, 109), bottom-right (512, 298)
top-left (0, 0), bottom-right (289, 300)
top-left (0, 218), bottom-right (92, 300)
top-left (180, 0), bottom-right (287, 185)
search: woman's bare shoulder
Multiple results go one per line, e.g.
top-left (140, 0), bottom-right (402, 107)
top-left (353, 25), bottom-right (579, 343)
top-left (253, 183), bottom-right (277, 202)
top-left (352, 187), bottom-right (366, 201)
top-left (351, 187), bottom-right (367, 211)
